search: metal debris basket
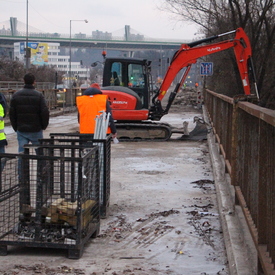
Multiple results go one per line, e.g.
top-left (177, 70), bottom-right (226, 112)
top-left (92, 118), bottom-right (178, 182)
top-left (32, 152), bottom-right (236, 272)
top-left (0, 144), bottom-right (100, 259)
top-left (47, 133), bottom-right (111, 219)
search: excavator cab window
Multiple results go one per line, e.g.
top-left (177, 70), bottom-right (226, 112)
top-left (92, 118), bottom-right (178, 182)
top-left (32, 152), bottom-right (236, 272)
top-left (127, 63), bottom-right (149, 108)
top-left (110, 63), bottom-right (122, 86)
top-left (128, 64), bottom-right (145, 88)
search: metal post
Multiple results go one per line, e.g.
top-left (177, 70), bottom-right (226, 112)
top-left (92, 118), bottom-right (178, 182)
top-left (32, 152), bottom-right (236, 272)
top-left (69, 19), bottom-right (88, 108)
top-left (69, 20), bottom-right (72, 107)
top-left (25, 0), bottom-right (29, 69)
top-left (160, 45), bottom-right (163, 78)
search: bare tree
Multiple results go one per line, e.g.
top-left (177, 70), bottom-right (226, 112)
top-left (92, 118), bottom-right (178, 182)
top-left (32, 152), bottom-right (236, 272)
top-left (0, 57), bottom-right (25, 81)
top-left (0, 56), bottom-right (63, 85)
top-left (28, 65), bottom-right (62, 83)
top-left (161, 0), bottom-right (275, 108)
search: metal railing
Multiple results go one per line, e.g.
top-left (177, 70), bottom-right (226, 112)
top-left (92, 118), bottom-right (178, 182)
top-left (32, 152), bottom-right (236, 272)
top-left (204, 89), bottom-right (275, 274)
top-left (0, 81), bottom-right (55, 90)
top-left (0, 85), bottom-right (82, 111)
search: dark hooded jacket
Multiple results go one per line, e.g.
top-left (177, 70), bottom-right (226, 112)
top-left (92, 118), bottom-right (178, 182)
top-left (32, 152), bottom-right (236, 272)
top-left (9, 84), bottom-right (49, 132)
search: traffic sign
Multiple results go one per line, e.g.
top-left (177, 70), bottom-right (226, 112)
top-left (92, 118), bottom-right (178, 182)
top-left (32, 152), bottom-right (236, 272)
top-left (200, 62), bottom-right (213, 75)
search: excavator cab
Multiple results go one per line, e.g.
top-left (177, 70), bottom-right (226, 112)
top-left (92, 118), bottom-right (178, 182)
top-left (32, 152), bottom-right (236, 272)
top-left (102, 57), bottom-right (152, 110)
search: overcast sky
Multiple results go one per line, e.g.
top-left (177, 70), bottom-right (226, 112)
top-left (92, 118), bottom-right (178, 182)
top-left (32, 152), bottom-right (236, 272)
top-left (1, 0), bottom-right (199, 41)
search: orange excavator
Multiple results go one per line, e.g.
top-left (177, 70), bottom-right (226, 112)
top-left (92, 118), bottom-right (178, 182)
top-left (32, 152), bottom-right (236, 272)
top-left (93, 28), bottom-right (258, 140)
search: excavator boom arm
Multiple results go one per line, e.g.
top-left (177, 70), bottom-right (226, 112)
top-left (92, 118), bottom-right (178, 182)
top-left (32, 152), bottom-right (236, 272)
top-left (156, 28), bottom-right (253, 103)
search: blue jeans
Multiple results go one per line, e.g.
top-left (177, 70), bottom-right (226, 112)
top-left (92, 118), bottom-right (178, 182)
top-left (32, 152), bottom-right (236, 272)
top-left (17, 131), bottom-right (43, 153)
top-left (17, 131), bottom-right (43, 181)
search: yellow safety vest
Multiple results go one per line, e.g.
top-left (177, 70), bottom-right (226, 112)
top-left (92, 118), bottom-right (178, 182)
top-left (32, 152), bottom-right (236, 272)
top-left (0, 104), bottom-right (6, 143)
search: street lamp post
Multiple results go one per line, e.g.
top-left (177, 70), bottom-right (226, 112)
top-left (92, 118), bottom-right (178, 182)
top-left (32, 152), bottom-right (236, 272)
top-left (69, 19), bottom-right (88, 107)
top-left (25, 0), bottom-right (30, 69)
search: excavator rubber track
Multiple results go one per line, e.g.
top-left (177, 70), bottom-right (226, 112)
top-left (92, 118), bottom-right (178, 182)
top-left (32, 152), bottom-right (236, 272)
top-left (116, 122), bottom-right (172, 141)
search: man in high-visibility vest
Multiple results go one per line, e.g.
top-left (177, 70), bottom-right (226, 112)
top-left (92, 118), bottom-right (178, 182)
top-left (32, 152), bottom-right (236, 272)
top-left (76, 86), bottom-right (117, 138)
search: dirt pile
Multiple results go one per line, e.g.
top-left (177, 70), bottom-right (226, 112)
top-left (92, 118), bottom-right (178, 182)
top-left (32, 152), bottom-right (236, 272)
top-left (173, 87), bottom-right (200, 106)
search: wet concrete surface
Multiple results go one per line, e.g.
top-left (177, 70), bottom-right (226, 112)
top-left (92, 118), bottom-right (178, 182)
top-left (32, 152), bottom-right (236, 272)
top-left (0, 106), bottom-right (254, 274)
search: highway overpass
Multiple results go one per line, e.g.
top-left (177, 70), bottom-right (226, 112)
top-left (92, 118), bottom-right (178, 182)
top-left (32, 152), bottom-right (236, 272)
top-left (0, 34), bottom-right (187, 51)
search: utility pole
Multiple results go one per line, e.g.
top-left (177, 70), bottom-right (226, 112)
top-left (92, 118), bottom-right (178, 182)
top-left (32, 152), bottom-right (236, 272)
top-left (25, 0), bottom-right (30, 69)
top-left (69, 19), bottom-right (88, 107)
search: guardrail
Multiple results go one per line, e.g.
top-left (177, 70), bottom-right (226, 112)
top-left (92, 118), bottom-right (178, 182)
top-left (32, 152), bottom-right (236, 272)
top-left (0, 85), bottom-right (82, 110)
top-left (204, 89), bottom-right (275, 274)
top-left (0, 30), bottom-right (189, 43)
top-left (0, 81), bottom-right (55, 90)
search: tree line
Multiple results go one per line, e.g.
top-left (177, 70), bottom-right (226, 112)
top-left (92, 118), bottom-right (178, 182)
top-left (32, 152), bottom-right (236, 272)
top-left (160, 0), bottom-right (275, 109)
top-left (0, 56), bottom-right (63, 83)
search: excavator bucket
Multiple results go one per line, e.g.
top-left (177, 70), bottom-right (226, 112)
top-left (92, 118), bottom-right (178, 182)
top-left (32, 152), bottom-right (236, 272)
top-left (178, 117), bottom-right (211, 141)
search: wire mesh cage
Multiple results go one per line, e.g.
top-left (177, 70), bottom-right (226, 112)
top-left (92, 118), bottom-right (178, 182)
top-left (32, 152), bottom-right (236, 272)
top-left (47, 133), bottom-right (111, 219)
top-left (0, 155), bottom-right (20, 253)
top-left (0, 145), bottom-right (100, 259)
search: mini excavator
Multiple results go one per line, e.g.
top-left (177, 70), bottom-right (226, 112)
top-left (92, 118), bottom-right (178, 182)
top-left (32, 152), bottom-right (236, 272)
top-left (92, 28), bottom-right (258, 140)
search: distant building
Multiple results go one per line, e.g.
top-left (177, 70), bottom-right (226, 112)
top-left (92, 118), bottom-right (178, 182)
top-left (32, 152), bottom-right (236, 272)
top-left (92, 30), bottom-right (112, 40)
top-left (74, 33), bottom-right (86, 39)
top-left (127, 34), bottom-right (144, 41)
top-left (124, 25), bottom-right (144, 41)
top-left (13, 41), bottom-right (90, 86)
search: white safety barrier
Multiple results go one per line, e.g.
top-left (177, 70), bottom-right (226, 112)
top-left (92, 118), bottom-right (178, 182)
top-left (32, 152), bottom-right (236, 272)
top-left (94, 111), bottom-right (110, 204)
top-left (94, 111), bottom-right (110, 139)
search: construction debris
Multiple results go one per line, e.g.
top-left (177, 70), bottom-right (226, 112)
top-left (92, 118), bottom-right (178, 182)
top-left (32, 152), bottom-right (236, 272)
top-left (14, 198), bottom-right (96, 243)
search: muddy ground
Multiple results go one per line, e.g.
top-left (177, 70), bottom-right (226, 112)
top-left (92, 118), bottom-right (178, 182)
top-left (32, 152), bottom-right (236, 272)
top-left (0, 92), bottom-right (230, 275)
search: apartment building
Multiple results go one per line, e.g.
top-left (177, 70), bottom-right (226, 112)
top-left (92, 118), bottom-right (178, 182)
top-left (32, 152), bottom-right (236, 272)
top-left (14, 41), bottom-right (90, 86)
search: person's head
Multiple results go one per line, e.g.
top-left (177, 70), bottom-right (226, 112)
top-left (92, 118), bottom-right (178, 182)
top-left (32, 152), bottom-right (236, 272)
top-left (24, 73), bottom-right (35, 85)
top-left (90, 83), bottom-right (101, 90)
top-left (83, 87), bottom-right (102, 95)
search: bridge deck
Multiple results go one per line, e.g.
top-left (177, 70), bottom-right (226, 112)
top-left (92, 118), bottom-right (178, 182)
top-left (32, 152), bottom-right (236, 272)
top-left (0, 106), bottom-right (256, 274)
